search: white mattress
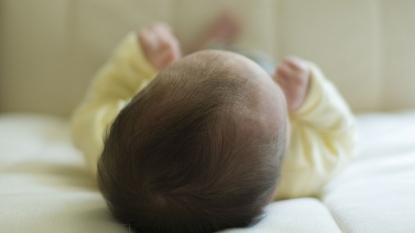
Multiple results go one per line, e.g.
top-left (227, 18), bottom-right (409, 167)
top-left (1, 112), bottom-right (415, 233)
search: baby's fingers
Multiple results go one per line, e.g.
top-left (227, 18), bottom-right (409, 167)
top-left (154, 47), bottom-right (176, 68)
top-left (283, 56), bottom-right (308, 72)
top-left (275, 63), bottom-right (293, 80)
top-left (139, 29), bottom-right (166, 56)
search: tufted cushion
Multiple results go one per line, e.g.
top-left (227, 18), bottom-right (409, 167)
top-left (1, 112), bottom-right (414, 232)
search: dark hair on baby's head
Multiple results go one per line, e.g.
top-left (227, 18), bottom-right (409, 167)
top-left (98, 51), bottom-right (287, 233)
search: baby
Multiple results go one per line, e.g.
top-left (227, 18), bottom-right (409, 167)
top-left (71, 12), bottom-right (355, 233)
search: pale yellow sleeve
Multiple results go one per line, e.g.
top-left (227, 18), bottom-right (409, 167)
top-left (70, 32), bottom-right (158, 176)
top-left (276, 62), bottom-right (356, 200)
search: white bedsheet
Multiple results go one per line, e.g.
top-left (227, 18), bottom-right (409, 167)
top-left (1, 112), bottom-right (414, 233)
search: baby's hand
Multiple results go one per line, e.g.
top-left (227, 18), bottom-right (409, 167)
top-left (138, 23), bottom-right (181, 70)
top-left (273, 57), bottom-right (311, 112)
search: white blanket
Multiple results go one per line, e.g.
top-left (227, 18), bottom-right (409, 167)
top-left (1, 112), bottom-right (414, 233)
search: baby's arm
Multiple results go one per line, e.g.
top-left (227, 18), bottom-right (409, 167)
top-left (273, 57), bottom-right (356, 199)
top-left (71, 24), bottom-right (180, 176)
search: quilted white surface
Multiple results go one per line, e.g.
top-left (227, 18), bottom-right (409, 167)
top-left (1, 112), bottom-right (415, 233)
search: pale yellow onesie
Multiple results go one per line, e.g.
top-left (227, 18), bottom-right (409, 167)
top-left (71, 32), bottom-right (356, 200)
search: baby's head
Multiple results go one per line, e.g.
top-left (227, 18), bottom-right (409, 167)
top-left (98, 50), bottom-right (288, 233)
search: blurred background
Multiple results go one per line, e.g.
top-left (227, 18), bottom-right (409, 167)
top-left (0, 0), bottom-right (414, 116)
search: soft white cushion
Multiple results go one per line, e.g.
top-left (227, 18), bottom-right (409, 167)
top-left (321, 112), bottom-right (415, 233)
top-left (1, 112), bottom-right (415, 232)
